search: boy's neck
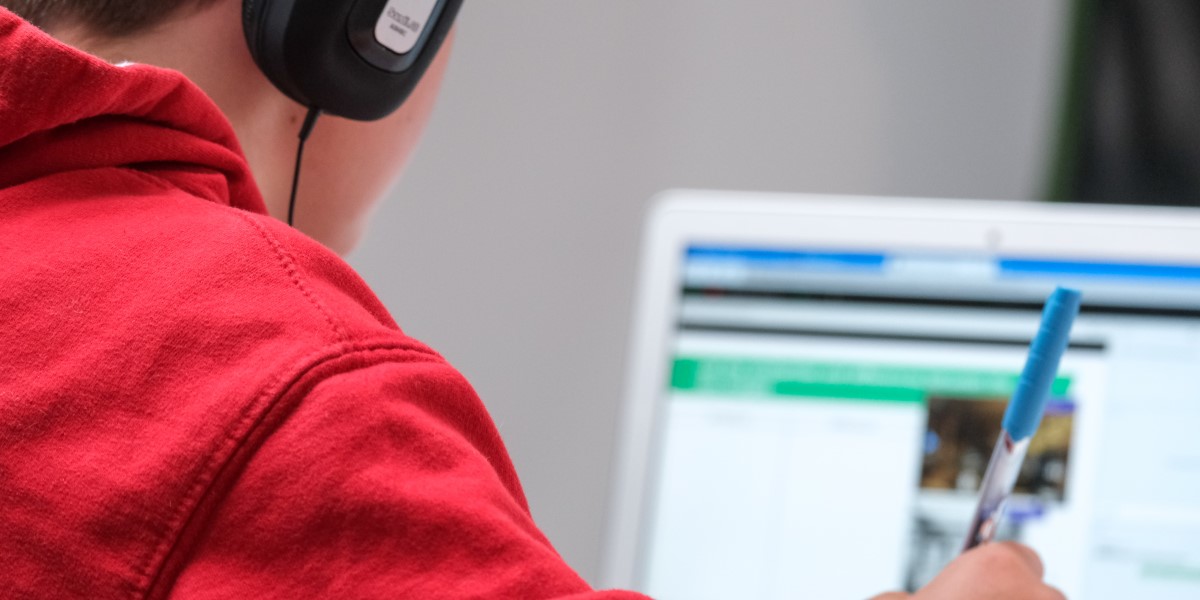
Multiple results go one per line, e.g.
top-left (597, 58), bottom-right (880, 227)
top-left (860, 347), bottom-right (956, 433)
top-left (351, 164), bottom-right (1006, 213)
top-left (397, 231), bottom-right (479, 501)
top-left (52, 1), bottom-right (304, 223)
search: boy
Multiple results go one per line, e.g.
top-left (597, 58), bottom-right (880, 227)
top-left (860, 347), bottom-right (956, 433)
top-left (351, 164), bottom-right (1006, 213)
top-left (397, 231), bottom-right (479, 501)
top-left (0, 1), bottom-right (1065, 598)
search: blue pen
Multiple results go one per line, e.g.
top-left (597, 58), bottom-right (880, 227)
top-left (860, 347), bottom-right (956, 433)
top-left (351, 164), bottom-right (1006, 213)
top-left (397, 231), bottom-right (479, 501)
top-left (961, 287), bottom-right (1082, 552)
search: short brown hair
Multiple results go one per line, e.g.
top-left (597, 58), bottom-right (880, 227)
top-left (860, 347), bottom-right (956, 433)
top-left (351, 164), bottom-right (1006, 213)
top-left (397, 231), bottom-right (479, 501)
top-left (2, 0), bottom-right (219, 37)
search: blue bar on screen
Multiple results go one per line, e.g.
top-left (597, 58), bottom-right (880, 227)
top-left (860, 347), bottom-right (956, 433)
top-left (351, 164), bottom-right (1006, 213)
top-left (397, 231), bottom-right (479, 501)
top-left (686, 247), bottom-right (886, 270)
top-left (999, 258), bottom-right (1200, 282)
top-left (687, 246), bottom-right (1200, 282)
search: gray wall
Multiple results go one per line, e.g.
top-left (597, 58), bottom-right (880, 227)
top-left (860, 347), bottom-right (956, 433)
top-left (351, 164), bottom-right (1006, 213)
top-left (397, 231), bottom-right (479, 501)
top-left (350, 0), bottom-right (1068, 585)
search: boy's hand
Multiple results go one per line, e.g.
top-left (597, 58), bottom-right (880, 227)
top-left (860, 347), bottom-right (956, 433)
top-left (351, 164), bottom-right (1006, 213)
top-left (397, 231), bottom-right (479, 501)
top-left (870, 542), bottom-right (1066, 600)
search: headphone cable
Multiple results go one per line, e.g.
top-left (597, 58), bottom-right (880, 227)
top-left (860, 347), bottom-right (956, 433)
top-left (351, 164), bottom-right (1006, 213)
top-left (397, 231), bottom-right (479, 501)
top-left (287, 107), bottom-right (322, 227)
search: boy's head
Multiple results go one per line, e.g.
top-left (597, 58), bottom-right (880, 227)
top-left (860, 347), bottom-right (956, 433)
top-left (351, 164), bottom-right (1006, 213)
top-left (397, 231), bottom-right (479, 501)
top-left (3, 0), bottom-right (220, 37)
top-left (3, 0), bottom-right (452, 254)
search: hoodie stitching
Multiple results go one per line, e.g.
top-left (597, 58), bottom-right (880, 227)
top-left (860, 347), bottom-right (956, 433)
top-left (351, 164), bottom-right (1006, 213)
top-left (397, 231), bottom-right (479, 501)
top-left (129, 342), bottom-right (443, 599)
top-left (234, 211), bottom-right (350, 344)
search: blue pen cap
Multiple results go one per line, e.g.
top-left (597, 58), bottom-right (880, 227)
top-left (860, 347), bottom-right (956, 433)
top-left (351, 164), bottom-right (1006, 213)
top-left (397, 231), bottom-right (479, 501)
top-left (1003, 287), bottom-right (1082, 441)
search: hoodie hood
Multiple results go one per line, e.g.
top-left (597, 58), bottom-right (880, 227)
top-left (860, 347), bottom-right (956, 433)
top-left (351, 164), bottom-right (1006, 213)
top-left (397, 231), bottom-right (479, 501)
top-left (0, 7), bottom-right (265, 213)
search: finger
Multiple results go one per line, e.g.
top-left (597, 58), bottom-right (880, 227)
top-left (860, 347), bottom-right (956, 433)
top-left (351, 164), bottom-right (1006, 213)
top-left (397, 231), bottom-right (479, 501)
top-left (1041, 584), bottom-right (1068, 600)
top-left (867, 593), bottom-right (910, 600)
top-left (994, 541), bottom-right (1045, 578)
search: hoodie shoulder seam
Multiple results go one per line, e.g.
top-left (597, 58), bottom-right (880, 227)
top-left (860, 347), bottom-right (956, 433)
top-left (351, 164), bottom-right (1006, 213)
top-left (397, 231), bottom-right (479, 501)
top-left (132, 342), bottom-right (445, 599)
top-left (232, 210), bottom-right (351, 345)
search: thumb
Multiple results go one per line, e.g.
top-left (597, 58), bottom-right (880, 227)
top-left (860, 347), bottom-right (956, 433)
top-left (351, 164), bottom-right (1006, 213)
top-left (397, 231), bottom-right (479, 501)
top-left (869, 594), bottom-right (911, 600)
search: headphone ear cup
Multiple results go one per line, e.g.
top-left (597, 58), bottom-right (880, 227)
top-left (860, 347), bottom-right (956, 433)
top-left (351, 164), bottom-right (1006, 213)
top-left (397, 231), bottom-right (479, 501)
top-left (242, 0), bottom-right (256, 30)
top-left (241, 0), bottom-right (310, 110)
top-left (241, 0), bottom-right (264, 58)
top-left (241, 0), bottom-right (463, 121)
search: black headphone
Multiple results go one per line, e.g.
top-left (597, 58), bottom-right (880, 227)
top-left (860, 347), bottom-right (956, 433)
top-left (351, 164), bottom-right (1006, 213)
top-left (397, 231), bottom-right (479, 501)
top-left (242, 0), bottom-right (464, 121)
top-left (241, 0), bottom-right (463, 225)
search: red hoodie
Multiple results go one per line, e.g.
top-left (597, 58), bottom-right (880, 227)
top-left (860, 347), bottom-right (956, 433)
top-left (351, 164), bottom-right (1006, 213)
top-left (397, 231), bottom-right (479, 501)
top-left (0, 9), bottom-right (645, 599)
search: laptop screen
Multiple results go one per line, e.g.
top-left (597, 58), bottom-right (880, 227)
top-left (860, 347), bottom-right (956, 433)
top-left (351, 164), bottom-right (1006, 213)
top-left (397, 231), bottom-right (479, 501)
top-left (639, 245), bottom-right (1200, 599)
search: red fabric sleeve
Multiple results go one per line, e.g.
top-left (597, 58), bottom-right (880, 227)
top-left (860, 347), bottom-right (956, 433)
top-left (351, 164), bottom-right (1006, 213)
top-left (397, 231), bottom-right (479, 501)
top-left (166, 351), bottom-right (649, 599)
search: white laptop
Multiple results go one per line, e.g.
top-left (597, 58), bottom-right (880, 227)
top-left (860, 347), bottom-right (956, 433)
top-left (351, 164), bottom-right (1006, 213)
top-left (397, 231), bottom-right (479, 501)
top-left (603, 190), bottom-right (1200, 599)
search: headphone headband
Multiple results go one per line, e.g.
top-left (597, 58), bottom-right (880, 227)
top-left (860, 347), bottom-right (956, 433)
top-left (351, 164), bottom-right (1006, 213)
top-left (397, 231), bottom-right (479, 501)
top-left (243, 0), bottom-right (463, 121)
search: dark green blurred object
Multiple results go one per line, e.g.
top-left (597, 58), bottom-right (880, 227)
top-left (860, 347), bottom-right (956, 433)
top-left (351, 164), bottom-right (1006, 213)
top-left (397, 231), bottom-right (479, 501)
top-left (1047, 0), bottom-right (1200, 206)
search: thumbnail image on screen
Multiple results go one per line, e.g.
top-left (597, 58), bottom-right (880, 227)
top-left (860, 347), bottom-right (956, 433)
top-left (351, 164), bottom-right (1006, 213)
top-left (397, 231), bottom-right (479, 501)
top-left (907, 394), bottom-right (1076, 590)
